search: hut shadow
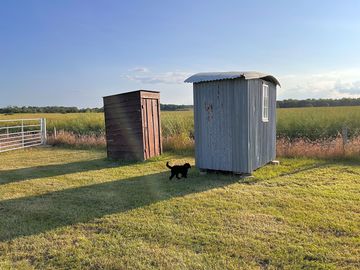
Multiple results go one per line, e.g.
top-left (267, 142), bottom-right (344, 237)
top-left (240, 162), bottom-right (331, 185)
top-left (0, 170), bottom-right (238, 241)
top-left (241, 158), bottom-right (360, 186)
top-left (0, 158), bottom-right (140, 185)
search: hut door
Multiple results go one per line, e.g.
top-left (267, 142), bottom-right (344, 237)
top-left (141, 98), bottom-right (161, 159)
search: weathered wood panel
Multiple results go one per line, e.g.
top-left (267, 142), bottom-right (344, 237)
top-left (146, 99), bottom-right (155, 157)
top-left (103, 91), bottom-right (140, 106)
top-left (140, 91), bottom-right (161, 99)
top-left (152, 99), bottom-right (160, 156)
top-left (103, 90), bottom-right (162, 161)
top-left (141, 98), bottom-right (149, 159)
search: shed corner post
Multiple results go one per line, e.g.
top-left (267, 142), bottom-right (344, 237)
top-left (246, 80), bottom-right (253, 174)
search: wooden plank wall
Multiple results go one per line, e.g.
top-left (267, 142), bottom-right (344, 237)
top-left (141, 97), bottom-right (161, 159)
top-left (104, 91), bottom-right (144, 160)
top-left (104, 90), bottom-right (161, 161)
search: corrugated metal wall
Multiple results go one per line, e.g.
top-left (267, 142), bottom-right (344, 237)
top-left (231, 79), bottom-right (250, 172)
top-left (193, 78), bottom-right (276, 173)
top-left (247, 79), bottom-right (277, 171)
top-left (194, 78), bottom-right (248, 172)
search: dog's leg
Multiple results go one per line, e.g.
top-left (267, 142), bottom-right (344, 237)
top-left (169, 172), bottom-right (175, 180)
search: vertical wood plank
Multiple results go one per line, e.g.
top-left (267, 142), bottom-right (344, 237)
top-left (157, 98), bottom-right (163, 154)
top-left (141, 98), bottom-right (149, 159)
top-left (146, 99), bottom-right (155, 157)
top-left (152, 99), bottom-right (160, 155)
top-left (103, 91), bottom-right (161, 161)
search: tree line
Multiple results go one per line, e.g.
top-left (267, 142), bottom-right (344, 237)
top-left (0, 104), bottom-right (193, 114)
top-left (1, 98), bottom-right (360, 114)
top-left (0, 106), bottom-right (103, 114)
top-left (277, 98), bottom-right (360, 108)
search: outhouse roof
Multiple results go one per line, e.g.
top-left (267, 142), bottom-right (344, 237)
top-left (184, 71), bottom-right (280, 86)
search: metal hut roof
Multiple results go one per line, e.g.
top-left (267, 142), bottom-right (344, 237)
top-left (184, 71), bottom-right (281, 86)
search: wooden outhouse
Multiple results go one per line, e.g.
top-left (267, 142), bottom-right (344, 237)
top-left (103, 90), bottom-right (162, 160)
top-left (185, 72), bottom-right (280, 174)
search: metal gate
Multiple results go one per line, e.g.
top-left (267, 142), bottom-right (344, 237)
top-left (0, 118), bottom-right (47, 153)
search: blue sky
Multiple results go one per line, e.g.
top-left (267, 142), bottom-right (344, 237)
top-left (1, 0), bottom-right (360, 107)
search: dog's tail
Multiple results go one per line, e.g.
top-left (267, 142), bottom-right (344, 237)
top-left (166, 162), bottom-right (172, 169)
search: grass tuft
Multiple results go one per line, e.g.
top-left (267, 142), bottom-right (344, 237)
top-left (0, 148), bottom-right (359, 269)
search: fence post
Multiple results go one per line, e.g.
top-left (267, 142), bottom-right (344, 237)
top-left (41, 118), bottom-right (47, 145)
top-left (21, 119), bottom-right (24, 147)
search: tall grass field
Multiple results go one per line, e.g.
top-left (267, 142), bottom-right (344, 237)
top-left (1, 106), bottom-right (360, 138)
top-left (2, 106), bottom-right (360, 156)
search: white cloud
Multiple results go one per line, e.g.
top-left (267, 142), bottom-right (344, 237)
top-left (279, 69), bottom-right (360, 100)
top-left (124, 68), bottom-right (360, 100)
top-left (128, 67), bottom-right (150, 73)
top-left (124, 71), bottom-right (191, 84)
top-left (335, 80), bottom-right (360, 95)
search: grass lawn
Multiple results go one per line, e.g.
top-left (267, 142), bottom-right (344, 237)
top-left (0, 147), bottom-right (359, 269)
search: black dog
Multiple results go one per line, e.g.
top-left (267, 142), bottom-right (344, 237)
top-left (166, 162), bottom-right (191, 180)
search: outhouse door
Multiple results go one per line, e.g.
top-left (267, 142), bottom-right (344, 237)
top-left (141, 98), bottom-right (161, 159)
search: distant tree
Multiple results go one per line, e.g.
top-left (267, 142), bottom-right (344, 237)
top-left (3, 98), bottom-right (360, 114)
top-left (160, 104), bottom-right (193, 111)
top-left (277, 98), bottom-right (360, 108)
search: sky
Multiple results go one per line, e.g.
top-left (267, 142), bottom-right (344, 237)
top-left (1, 0), bottom-right (360, 107)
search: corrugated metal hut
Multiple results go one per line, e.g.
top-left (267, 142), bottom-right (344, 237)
top-left (185, 72), bottom-right (280, 174)
top-left (103, 90), bottom-right (162, 160)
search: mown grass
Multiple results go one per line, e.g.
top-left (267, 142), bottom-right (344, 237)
top-left (0, 147), bottom-right (359, 269)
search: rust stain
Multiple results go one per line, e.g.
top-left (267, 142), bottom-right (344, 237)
top-left (205, 102), bottom-right (213, 122)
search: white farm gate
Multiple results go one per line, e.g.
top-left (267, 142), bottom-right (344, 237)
top-left (0, 118), bottom-right (47, 153)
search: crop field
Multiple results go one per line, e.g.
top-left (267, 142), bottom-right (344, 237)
top-left (277, 106), bottom-right (360, 140)
top-left (0, 113), bottom-right (105, 136)
top-left (0, 147), bottom-right (359, 269)
top-left (1, 106), bottom-right (360, 140)
top-left (2, 107), bottom-right (360, 157)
